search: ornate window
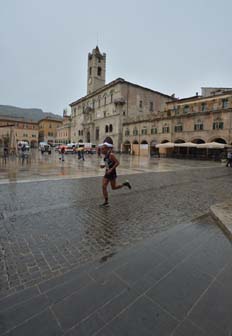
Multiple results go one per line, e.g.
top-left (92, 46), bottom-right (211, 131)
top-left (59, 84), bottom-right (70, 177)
top-left (222, 99), bottom-right (228, 109)
top-left (133, 128), bottom-right (138, 136)
top-left (213, 119), bottom-right (224, 130)
top-left (141, 127), bottom-right (147, 135)
top-left (162, 124), bottom-right (169, 133)
top-left (183, 105), bottom-right (189, 113)
top-left (151, 127), bottom-right (157, 134)
top-left (95, 127), bottom-right (99, 140)
top-left (201, 103), bottom-right (206, 112)
top-left (174, 124), bottom-right (183, 132)
top-left (125, 128), bottom-right (130, 136)
top-left (194, 120), bottom-right (204, 131)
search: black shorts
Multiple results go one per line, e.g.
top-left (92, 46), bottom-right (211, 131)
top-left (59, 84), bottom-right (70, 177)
top-left (104, 171), bottom-right (117, 180)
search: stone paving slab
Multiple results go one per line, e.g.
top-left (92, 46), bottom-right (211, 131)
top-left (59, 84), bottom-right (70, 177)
top-left (0, 166), bottom-right (232, 335)
top-left (0, 214), bottom-right (231, 335)
top-left (0, 167), bottom-right (232, 296)
top-left (210, 201), bottom-right (232, 240)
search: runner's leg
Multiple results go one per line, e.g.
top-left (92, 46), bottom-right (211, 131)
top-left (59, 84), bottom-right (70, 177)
top-left (110, 179), bottom-right (123, 190)
top-left (102, 177), bottom-right (110, 203)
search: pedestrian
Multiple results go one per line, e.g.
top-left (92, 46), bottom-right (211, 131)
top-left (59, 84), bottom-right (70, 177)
top-left (81, 147), bottom-right (85, 161)
top-left (3, 145), bottom-right (9, 158)
top-left (226, 151), bottom-right (232, 167)
top-left (99, 140), bottom-right (132, 207)
top-left (77, 147), bottom-right (85, 160)
top-left (59, 146), bottom-right (65, 161)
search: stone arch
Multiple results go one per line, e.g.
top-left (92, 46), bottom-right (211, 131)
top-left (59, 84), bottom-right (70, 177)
top-left (161, 139), bottom-right (169, 144)
top-left (150, 140), bottom-right (157, 146)
top-left (123, 140), bottom-right (131, 154)
top-left (141, 140), bottom-right (148, 144)
top-left (150, 140), bottom-right (159, 156)
top-left (133, 140), bottom-right (139, 144)
top-left (104, 136), bottom-right (113, 144)
top-left (174, 139), bottom-right (185, 144)
top-left (97, 67), bottom-right (102, 76)
top-left (191, 138), bottom-right (205, 144)
top-left (208, 137), bottom-right (227, 144)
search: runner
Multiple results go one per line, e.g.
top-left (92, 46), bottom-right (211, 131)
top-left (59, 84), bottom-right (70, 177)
top-left (100, 140), bottom-right (131, 207)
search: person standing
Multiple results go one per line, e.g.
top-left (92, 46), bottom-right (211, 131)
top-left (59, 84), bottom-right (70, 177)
top-left (226, 151), bottom-right (232, 167)
top-left (81, 147), bottom-right (85, 161)
top-left (100, 141), bottom-right (131, 207)
top-left (59, 146), bottom-right (65, 161)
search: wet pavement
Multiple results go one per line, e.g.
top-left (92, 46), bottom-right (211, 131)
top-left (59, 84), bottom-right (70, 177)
top-left (0, 215), bottom-right (231, 336)
top-left (0, 149), bottom-right (223, 183)
top-left (0, 155), bottom-right (232, 335)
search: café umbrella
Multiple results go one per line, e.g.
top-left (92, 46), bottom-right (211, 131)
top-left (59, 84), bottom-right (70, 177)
top-left (197, 142), bottom-right (226, 149)
top-left (174, 142), bottom-right (197, 147)
top-left (156, 142), bottom-right (175, 148)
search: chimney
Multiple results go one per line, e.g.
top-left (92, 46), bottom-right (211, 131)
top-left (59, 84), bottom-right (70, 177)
top-left (196, 92), bottom-right (199, 97)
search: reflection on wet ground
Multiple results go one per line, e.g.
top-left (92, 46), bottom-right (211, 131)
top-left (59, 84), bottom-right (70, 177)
top-left (0, 149), bottom-right (222, 183)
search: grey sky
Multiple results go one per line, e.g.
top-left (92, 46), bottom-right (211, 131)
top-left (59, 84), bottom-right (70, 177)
top-left (1, 0), bottom-right (232, 115)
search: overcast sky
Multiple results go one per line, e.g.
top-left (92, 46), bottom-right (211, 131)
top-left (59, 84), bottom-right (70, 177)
top-left (1, 0), bottom-right (232, 115)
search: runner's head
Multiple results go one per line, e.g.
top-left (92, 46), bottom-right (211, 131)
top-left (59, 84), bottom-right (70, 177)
top-left (101, 143), bottom-right (112, 154)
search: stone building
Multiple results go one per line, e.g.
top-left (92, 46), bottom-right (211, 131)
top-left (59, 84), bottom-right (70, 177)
top-left (56, 110), bottom-right (72, 144)
top-left (0, 116), bottom-right (38, 149)
top-left (164, 88), bottom-right (232, 145)
top-left (38, 117), bottom-right (62, 144)
top-left (70, 46), bottom-right (174, 151)
top-left (123, 87), bottom-right (232, 155)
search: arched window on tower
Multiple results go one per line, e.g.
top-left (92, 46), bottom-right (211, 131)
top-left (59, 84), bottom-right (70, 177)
top-left (105, 125), bottom-right (109, 133)
top-left (98, 67), bottom-right (102, 76)
top-left (109, 124), bottom-right (113, 132)
top-left (110, 92), bottom-right (113, 103)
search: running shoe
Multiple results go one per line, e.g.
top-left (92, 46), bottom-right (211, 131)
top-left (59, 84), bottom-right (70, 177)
top-left (123, 180), bottom-right (132, 189)
top-left (99, 201), bottom-right (109, 207)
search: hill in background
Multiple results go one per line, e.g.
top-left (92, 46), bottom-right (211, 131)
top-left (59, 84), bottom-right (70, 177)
top-left (0, 105), bottom-right (63, 122)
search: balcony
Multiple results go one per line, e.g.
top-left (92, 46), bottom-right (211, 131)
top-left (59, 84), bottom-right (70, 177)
top-left (113, 97), bottom-right (126, 105)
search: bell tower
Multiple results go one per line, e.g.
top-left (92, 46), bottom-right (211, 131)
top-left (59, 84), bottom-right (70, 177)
top-left (87, 46), bottom-right (106, 94)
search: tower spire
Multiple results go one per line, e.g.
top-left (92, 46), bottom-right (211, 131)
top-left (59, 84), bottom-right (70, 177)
top-left (87, 46), bottom-right (106, 94)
